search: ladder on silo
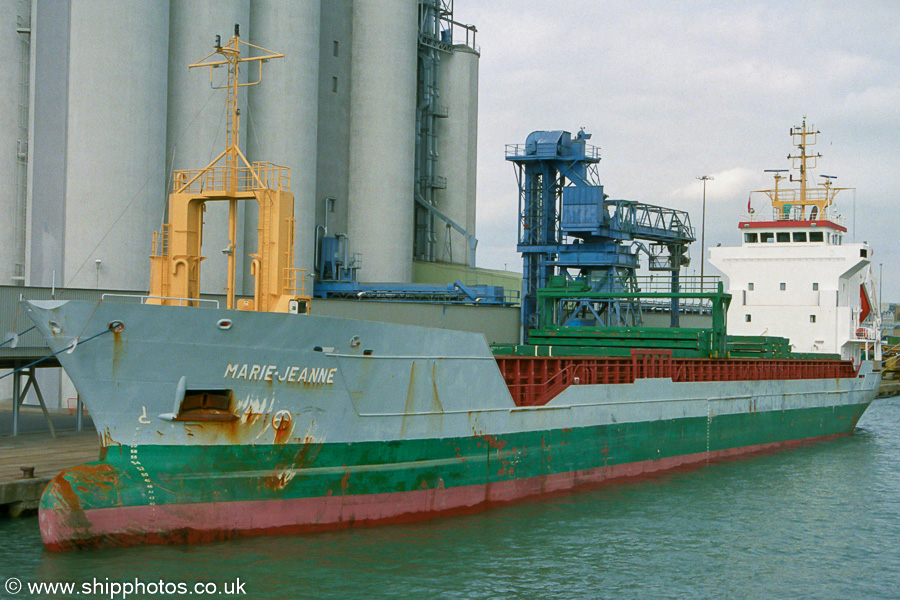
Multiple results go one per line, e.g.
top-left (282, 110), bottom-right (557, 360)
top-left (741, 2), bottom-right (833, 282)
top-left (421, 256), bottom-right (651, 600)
top-left (13, 2), bottom-right (30, 284)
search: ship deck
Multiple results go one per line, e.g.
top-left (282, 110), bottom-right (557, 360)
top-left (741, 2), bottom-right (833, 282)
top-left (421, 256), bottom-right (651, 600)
top-left (0, 285), bottom-right (521, 372)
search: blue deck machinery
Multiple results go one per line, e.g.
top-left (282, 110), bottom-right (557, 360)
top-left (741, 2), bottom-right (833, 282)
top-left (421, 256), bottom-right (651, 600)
top-left (313, 235), bottom-right (510, 305)
top-left (506, 130), bottom-right (696, 339)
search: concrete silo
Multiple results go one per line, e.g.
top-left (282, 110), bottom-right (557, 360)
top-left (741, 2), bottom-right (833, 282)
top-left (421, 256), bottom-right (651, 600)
top-left (434, 44), bottom-right (479, 267)
top-left (347, 0), bottom-right (418, 283)
top-left (167, 0), bottom-right (250, 294)
top-left (246, 0), bottom-right (321, 291)
top-left (63, 0), bottom-right (169, 291)
top-left (26, 2), bottom-right (68, 288)
top-left (313, 0), bottom-right (352, 271)
top-left (0, 1), bottom-right (29, 285)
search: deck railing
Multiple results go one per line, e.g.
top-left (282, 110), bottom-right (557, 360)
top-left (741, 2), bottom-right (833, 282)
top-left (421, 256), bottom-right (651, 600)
top-left (173, 162), bottom-right (291, 194)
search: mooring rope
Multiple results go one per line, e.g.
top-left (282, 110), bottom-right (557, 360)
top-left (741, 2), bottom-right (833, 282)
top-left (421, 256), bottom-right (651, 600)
top-left (0, 325), bottom-right (36, 347)
top-left (0, 327), bottom-right (113, 380)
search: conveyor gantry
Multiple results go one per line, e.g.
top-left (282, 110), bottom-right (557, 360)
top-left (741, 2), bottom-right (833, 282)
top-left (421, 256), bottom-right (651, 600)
top-left (506, 130), bottom-right (695, 335)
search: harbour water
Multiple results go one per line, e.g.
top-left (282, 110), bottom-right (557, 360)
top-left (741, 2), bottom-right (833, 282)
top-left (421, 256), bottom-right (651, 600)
top-left (2, 396), bottom-right (898, 600)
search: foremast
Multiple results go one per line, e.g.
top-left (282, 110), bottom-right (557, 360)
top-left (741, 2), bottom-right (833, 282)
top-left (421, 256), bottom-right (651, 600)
top-left (148, 26), bottom-right (310, 314)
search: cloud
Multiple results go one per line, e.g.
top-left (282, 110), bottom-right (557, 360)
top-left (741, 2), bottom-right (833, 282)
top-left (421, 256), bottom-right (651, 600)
top-left (669, 168), bottom-right (763, 205)
top-left (838, 86), bottom-right (900, 124)
top-left (463, 0), bottom-right (900, 295)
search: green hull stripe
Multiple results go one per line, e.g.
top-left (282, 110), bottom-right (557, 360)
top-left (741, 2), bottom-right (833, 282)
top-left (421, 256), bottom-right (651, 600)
top-left (50, 402), bottom-right (870, 510)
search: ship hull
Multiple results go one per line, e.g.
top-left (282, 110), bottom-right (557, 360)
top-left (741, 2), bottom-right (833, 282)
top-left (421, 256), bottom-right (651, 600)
top-left (39, 428), bottom-right (857, 550)
top-left (24, 300), bottom-right (879, 550)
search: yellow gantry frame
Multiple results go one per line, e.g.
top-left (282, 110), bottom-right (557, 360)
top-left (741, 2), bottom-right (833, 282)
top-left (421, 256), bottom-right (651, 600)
top-left (149, 29), bottom-right (309, 313)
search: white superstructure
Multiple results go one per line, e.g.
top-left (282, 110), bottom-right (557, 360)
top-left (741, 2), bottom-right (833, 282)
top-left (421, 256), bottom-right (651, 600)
top-left (709, 120), bottom-right (880, 362)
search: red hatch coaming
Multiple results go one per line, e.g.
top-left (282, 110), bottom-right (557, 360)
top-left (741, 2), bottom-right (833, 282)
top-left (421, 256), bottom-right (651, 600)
top-left (495, 350), bottom-right (857, 407)
top-left (738, 219), bottom-right (847, 232)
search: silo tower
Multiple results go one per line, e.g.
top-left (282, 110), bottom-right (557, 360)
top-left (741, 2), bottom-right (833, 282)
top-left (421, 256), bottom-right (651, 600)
top-left (415, 0), bottom-right (479, 269)
top-left (347, 0), bottom-right (419, 283)
top-left (63, 0), bottom-right (169, 291)
top-left (0, 1), bottom-right (29, 286)
top-left (246, 0), bottom-right (321, 289)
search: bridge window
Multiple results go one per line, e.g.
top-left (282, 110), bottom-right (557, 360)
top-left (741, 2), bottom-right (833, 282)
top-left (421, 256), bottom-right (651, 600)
top-left (777, 232), bottom-right (790, 242)
top-left (809, 231), bottom-right (824, 242)
top-left (793, 232), bottom-right (807, 242)
top-left (744, 232), bottom-right (758, 243)
top-left (760, 232), bottom-right (774, 243)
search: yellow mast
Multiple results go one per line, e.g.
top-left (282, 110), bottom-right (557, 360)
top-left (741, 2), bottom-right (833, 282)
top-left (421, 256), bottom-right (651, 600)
top-left (754, 118), bottom-right (850, 221)
top-left (788, 118), bottom-right (820, 207)
top-left (148, 26), bottom-right (310, 315)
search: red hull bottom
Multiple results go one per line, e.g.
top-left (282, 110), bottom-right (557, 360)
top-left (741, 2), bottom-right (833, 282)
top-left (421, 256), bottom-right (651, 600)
top-left (40, 432), bottom-right (848, 551)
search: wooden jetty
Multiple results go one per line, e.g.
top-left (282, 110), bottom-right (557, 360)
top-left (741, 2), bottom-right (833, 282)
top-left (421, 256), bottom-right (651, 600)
top-left (0, 430), bottom-right (98, 517)
top-left (877, 379), bottom-right (900, 398)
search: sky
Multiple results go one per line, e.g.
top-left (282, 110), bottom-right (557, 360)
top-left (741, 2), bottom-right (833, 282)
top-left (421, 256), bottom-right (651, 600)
top-left (464, 0), bottom-right (900, 301)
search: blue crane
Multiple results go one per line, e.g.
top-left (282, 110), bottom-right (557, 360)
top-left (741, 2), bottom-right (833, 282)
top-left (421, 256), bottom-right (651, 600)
top-left (506, 130), bottom-right (695, 338)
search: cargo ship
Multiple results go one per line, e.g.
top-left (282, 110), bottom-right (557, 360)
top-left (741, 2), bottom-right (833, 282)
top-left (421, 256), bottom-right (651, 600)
top-left (24, 36), bottom-right (880, 550)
